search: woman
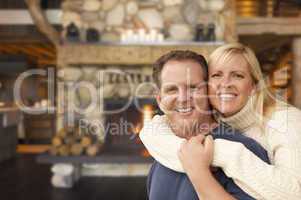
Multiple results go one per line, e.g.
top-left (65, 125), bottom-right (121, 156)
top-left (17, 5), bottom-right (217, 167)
top-left (140, 43), bottom-right (301, 199)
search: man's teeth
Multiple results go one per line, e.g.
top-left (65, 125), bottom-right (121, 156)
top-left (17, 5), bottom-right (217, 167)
top-left (177, 108), bottom-right (193, 113)
top-left (219, 94), bottom-right (236, 100)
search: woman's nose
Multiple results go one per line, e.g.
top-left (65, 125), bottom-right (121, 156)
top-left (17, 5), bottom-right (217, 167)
top-left (219, 76), bottom-right (233, 88)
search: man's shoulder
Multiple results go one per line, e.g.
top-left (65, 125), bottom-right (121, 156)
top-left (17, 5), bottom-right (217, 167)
top-left (147, 161), bottom-right (198, 200)
top-left (148, 160), bottom-right (186, 184)
top-left (149, 160), bottom-right (178, 175)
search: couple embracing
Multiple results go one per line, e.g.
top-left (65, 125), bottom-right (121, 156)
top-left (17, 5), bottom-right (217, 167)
top-left (140, 43), bottom-right (301, 200)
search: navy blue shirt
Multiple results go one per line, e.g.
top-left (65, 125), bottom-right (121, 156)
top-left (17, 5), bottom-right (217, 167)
top-left (147, 123), bottom-right (270, 200)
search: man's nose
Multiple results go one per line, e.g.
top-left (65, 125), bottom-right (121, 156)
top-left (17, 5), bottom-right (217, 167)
top-left (177, 88), bottom-right (191, 102)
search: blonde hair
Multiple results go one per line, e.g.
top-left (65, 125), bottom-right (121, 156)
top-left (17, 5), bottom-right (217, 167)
top-left (208, 43), bottom-right (278, 122)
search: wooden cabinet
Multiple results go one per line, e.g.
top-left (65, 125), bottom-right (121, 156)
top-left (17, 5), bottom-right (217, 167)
top-left (24, 113), bottom-right (56, 143)
top-left (0, 111), bottom-right (18, 162)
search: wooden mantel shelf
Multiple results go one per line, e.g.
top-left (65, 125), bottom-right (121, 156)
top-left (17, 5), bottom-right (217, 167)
top-left (237, 17), bottom-right (301, 35)
top-left (57, 42), bottom-right (224, 66)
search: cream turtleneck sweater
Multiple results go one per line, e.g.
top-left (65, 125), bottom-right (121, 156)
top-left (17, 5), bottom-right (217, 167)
top-left (139, 100), bottom-right (301, 200)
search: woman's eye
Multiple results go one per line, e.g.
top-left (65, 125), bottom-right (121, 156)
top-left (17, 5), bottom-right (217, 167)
top-left (233, 73), bottom-right (244, 79)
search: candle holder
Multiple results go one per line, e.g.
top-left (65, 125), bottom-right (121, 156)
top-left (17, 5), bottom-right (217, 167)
top-left (66, 23), bottom-right (80, 42)
top-left (205, 23), bottom-right (216, 42)
top-left (86, 28), bottom-right (100, 43)
top-left (195, 24), bottom-right (205, 42)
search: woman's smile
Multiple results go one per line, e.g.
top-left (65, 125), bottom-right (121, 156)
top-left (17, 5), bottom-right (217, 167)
top-left (217, 92), bottom-right (238, 101)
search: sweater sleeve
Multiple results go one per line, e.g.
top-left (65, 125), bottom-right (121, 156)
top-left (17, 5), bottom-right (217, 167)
top-left (213, 109), bottom-right (301, 200)
top-left (139, 115), bottom-right (186, 172)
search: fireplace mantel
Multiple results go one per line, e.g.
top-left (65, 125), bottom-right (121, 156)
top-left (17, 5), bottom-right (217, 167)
top-left (57, 42), bottom-right (224, 66)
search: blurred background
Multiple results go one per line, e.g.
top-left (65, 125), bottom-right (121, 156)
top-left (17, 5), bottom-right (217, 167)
top-left (0, 0), bottom-right (300, 199)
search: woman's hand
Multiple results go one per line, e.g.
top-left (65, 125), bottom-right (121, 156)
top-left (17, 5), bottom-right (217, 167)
top-left (178, 134), bottom-right (214, 175)
top-left (178, 134), bottom-right (214, 182)
top-left (178, 134), bottom-right (236, 200)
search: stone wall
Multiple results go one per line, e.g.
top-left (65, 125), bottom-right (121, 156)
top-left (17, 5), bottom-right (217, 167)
top-left (61, 0), bottom-right (228, 42)
top-left (56, 65), bottom-right (154, 139)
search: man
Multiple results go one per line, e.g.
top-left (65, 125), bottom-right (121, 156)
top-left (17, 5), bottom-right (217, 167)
top-left (140, 50), bottom-right (270, 200)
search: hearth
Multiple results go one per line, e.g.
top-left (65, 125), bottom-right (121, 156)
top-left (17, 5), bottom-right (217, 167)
top-left (103, 98), bottom-right (158, 157)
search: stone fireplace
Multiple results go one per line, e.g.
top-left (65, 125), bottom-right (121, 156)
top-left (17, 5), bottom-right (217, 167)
top-left (56, 62), bottom-right (157, 158)
top-left (53, 0), bottom-right (236, 159)
top-left (55, 43), bottom-right (224, 160)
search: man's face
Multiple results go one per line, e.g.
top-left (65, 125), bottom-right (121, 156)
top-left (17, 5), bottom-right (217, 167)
top-left (156, 59), bottom-right (210, 138)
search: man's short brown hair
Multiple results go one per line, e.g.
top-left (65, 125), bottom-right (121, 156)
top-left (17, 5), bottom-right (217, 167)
top-left (153, 50), bottom-right (208, 87)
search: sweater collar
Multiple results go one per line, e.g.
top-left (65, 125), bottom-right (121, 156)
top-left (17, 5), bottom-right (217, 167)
top-left (215, 96), bottom-right (258, 131)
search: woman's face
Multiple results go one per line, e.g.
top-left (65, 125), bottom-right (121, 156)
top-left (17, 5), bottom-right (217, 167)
top-left (208, 54), bottom-right (255, 117)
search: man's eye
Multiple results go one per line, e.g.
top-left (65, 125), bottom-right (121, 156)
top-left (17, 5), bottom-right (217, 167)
top-left (163, 87), bottom-right (177, 94)
top-left (190, 84), bottom-right (205, 92)
top-left (190, 86), bottom-right (201, 91)
top-left (210, 73), bottom-right (221, 78)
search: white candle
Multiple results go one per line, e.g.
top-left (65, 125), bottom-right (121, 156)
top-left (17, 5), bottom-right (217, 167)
top-left (157, 33), bottom-right (164, 42)
top-left (150, 29), bottom-right (157, 37)
top-left (149, 30), bottom-right (156, 43)
top-left (132, 34), bottom-right (139, 43)
top-left (126, 29), bottom-right (134, 42)
top-left (138, 29), bottom-right (146, 42)
top-left (121, 32), bottom-right (126, 43)
top-left (145, 34), bottom-right (151, 43)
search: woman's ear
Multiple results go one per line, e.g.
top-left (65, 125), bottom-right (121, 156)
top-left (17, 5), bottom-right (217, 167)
top-left (251, 87), bottom-right (256, 96)
top-left (250, 80), bottom-right (258, 96)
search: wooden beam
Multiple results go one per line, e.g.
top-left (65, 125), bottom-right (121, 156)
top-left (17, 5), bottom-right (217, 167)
top-left (0, 43), bottom-right (56, 68)
top-left (17, 145), bottom-right (51, 154)
top-left (27, 44), bottom-right (56, 58)
top-left (2, 45), bottom-right (30, 55)
top-left (40, 43), bottom-right (56, 51)
top-left (38, 59), bottom-right (56, 66)
top-left (292, 37), bottom-right (301, 108)
top-left (7, 44), bottom-right (40, 59)
top-left (237, 17), bottom-right (301, 35)
top-left (57, 43), bottom-right (222, 66)
top-left (0, 45), bottom-right (19, 54)
top-left (25, 0), bottom-right (60, 46)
